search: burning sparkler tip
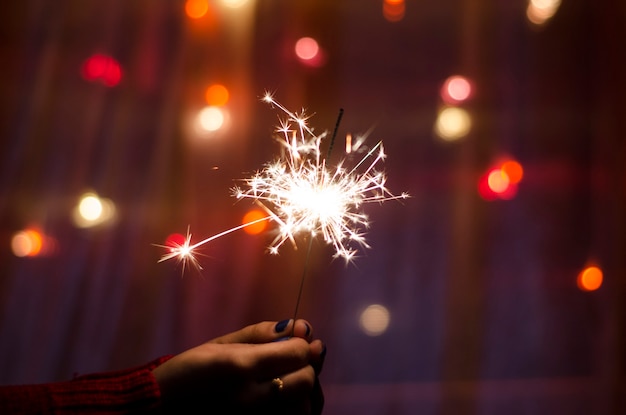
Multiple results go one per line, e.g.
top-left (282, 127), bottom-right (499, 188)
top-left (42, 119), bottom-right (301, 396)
top-left (158, 95), bottom-right (407, 271)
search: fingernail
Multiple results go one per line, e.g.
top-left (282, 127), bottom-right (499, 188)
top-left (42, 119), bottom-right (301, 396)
top-left (275, 319), bottom-right (291, 333)
top-left (305, 323), bottom-right (311, 337)
top-left (273, 336), bottom-right (291, 342)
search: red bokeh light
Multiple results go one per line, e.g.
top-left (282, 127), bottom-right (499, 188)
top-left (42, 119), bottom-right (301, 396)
top-left (164, 233), bottom-right (186, 252)
top-left (478, 173), bottom-right (498, 201)
top-left (81, 54), bottom-right (123, 87)
top-left (294, 37), bottom-right (325, 67)
top-left (478, 158), bottom-right (524, 201)
top-left (441, 75), bottom-right (473, 104)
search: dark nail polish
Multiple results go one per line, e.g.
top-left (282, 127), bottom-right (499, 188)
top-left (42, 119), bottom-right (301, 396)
top-left (275, 319), bottom-right (290, 333)
top-left (305, 323), bottom-right (311, 337)
top-left (273, 336), bottom-right (291, 342)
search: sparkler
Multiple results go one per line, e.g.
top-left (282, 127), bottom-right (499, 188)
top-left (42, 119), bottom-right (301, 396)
top-left (159, 93), bottom-right (408, 323)
top-left (159, 92), bottom-right (407, 269)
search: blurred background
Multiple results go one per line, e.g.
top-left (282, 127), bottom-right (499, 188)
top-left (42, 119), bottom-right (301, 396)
top-left (0, 0), bottom-right (624, 414)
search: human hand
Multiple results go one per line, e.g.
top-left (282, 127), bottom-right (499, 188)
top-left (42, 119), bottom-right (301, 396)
top-left (152, 319), bottom-right (325, 414)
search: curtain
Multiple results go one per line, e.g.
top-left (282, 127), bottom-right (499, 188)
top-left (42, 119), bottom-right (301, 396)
top-left (0, 1), bottom-right (624, 414)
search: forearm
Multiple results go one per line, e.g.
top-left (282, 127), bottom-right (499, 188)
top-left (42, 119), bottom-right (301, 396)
top-left (0, 356), bottom-right (173, 415)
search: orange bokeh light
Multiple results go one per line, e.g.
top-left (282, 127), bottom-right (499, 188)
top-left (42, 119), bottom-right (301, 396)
top-left (11, 229), bottom-right (43, 257)
top-left (383, 0), bottom-right (405, 22)
top-left (185, 0), bottom-right (209, 19)
top-left (242, 210), bottom-right (268, 235)
top-left (501, 160), bottom-right (523, 184)
top-left (15, 228), bottom-right (58, 257)
top-left (577, 266), bottom-right (603, 291)
top-left (205, 84), bottom-right (229, 106)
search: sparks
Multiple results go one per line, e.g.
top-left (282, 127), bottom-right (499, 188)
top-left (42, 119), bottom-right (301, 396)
top-left (159, 93), bottom-right (408, 266)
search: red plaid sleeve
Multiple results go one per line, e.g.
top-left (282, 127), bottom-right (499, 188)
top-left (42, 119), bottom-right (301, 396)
top-left (0, 355), bottom-right (173, 414)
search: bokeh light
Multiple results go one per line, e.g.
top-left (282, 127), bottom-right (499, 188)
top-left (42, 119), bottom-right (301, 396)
top-left (11, 229), bottom-right (43, 257)
top-left (577, 265), bottom-right (603, 291)
top-left (242, 210), bottom-right (269, 235)
top-left (79, 195), bottom-right (103, 221)
top-left (295, 37), bottom-right (319, 60)
top-left (81, 54), bottom-right (122, 87)
top-left (478, 158), bottom-right (523, 201)
top-left (359, 304), bottom-right (391, 336)
top-left (164, 233), bottom-right (186, 252)
top-left (185, 0), bottom-right (209, 19)
top-left (11, 228), bottom-right (57, 257)
top-left (205, 84), bottom-right (230, 106)
top-left (220, 0), bottom-right (249, 8)
top-left (527, 0), bottom-right (561, 26)
top-left (434, 106), bottom-right (471, 141)
top-left (441, 75), bottom-right (473, 104)
top-left (294, 37), bottom-right (325, 67)
top-left (73, 192), bottom-right (116, 228)
top-left (487, 168), bottom-right (510, 194)
top-left (198, 106), bottom-right (226, 132)
top-left (383, 0), bottom-right (405, 22)
top-left (501, 160), bottom-right (524, 184)
top-left (478, 174), bottom-right (498, 201)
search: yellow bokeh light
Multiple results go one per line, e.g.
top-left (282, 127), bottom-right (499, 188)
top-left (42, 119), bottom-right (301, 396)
top-left (359, 304), bottom-right (390, 336)
top-left (185, 0), bottom-right (209, 19)
top-left (220, 0), bottom-right (248, 8)
top-left (577, 266), bottom-right (603, 291)
top-left (435, 106), bottom-right (471, 141)
top-left (242, 210), bottom-right (268, 235)
top-left (205, 84), bottom-right (229, 106)
top-left (79, 195), bottom-right (103, 221)
top-left (527, 0), bottom-right (561, 25)
top-left (73, 192), bottom-right (116, 228)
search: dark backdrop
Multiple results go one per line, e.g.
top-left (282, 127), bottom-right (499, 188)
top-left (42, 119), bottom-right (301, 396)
top-left (0, 1), bottom-right (624, 414)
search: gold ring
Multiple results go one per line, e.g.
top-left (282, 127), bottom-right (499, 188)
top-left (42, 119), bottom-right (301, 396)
top-left (271, 377), bottom-right (284, 392)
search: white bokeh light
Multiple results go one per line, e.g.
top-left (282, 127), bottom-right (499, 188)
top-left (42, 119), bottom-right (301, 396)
top-left (359, 304), bottom-right (391, 336)
top-left (198, 106), bottom-right (226, 132)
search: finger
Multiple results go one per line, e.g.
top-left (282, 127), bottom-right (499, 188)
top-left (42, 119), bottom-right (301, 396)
top-left (311, 377), bottom-right (325, 415)
top-left (240, 366), bottom-right (315, 415)
top-left (241, 337), bottom-right (312, 379)
top-left (291, 319), bottom-right (313, 342)
top-left (211, 320), bottom-right (293, 345)
top-left (309, 339), bottom-right (326, 375)
top-left (259, 365), bottom-right (316, 405)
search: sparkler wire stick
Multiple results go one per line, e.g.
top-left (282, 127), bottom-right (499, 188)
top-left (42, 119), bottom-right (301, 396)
top-left (291, 107), bottom-right (345, 335)
top-left (326, 108), bottom-right (344, 159)
top-left (291, 236), bottom-right (314, 337)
